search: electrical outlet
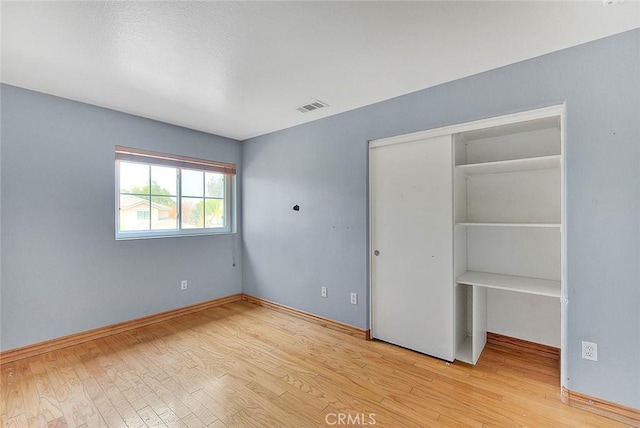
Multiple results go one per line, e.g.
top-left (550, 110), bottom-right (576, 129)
top-left (582, 341), bottom-right (598, 361)
top-left (350, 293), bottom-right (357, 305)
top-left (181, 280), bottom-right (188, 290)
top-left (321, 286), bottom-right (327, 298)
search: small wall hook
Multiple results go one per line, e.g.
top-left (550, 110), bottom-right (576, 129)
top-left (293, 205), bottom-right (300, 211)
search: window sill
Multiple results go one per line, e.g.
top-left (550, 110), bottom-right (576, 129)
top-left (116, 229), bottom-right (234, 241)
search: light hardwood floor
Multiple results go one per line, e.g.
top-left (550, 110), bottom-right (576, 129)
top-left (0, 301), bottom-right (629, 427)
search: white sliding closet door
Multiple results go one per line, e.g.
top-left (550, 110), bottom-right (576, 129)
top-left (370, 135), bottom-right (454, 361)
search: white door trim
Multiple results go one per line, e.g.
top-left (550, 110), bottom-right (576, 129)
top-left (370, 104), bottom-right (565, 148)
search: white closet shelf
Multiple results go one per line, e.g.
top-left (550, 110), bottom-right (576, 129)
top-left (456, 222), bottom-right (560, 228)
top-left (456, 271), bottom-right (560, 298)
top-left (456, 155), bottom-right (560, 175)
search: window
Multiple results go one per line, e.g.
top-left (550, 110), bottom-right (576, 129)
top-left (115, 146), bottom-right (235, 239)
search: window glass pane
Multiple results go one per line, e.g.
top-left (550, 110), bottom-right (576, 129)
top-left (120, 162), bottom-right (149, 194)
top-left (205, 172), bottom-right (225, 198)
top-left (151, 165), bottom-right (177, 196)
top-left (151, 196), bottom-right (178, 230)
top-left (204, 199), bottom-right (225, 228)
top-left (182, 169), bottom-right (204, 197)
top-left (116, 152), bottom-right (233, 239)
top-left (181, 197), bottom-right (204, 229)
top-left (119, 195), bottom-right (150, 231)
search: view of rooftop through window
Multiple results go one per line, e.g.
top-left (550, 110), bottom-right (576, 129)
top-left (118, 161), bottom-right (225, 233)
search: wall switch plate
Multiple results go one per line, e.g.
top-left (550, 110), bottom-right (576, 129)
top-left (181, 280), bottom-right (188, 290)
top-left (582, 341), bottom-right (598, 361)
top-left (321, 286), bottom-right (327, 298)
top-left (350, 293), bottom-right (357, 305)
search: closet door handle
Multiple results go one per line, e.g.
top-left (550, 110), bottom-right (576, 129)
top-left (374, 250), bottom-right (380, 256)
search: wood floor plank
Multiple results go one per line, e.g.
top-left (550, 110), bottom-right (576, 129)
top-left (320, 356), bottom-right (414, 394)
top-left (377, 393), bottom-right (442, 426)
top-left (194, 378), bottom-right (259, 425)
top-left (26, 361), bottom-right (63, 425)
top-left (325, 399), bottom-right (427, 428)
top-left (135, 405), bottom-right (165, 427)
top-left (5, 414), bottom-right (28, 428)
top-left (2, 364), bottom-right (25, 421)
top-left (81, 378), bottom-right (115, 428)
top-left (1, 301), bottom-right (632, 427)
top-left (219, 380), bottom-right (314, 428)
top-left (276, 371), bottom-right (334, 411)
top-left (212, 367), bottom-right (318, 427)
top-left (98, 335), bottom-right (150, 377)
top-left (155, 376), bottom-right (217, 425)
top-left (45, 417), bottom-right (68, 428)
top-left (189, 390), bottom-right (233, 426)
top-left (126, 374), bottom-right (177, 426)
top-left (0, 366), bottom-right (9, 422)
top-left (268, 391), bottom-right (327, 425)
top-left (176, 412), bottom-right (206, 428)
top-left (15, 362), bottom-right (39, 422)
top-left (101, 385), bottom-right (146, 428)
top-left (115, 371), bottom-right (151, 413)
top-left (25, 413), bottom-right (49, 428)
top-left (139, 372), bottom-right (192, 420)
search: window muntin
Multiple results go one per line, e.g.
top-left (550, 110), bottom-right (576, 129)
top-left (115, 147), bottom-right (234, 239)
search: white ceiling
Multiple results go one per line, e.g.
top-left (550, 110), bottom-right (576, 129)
top-left (2, 1), bottom-right (639, 141)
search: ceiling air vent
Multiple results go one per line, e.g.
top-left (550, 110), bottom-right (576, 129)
top-left (297, 100), bottom-right (329, 113)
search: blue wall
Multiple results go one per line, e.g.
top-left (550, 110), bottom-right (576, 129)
top-left (242, 29), bottom-right (640, 408)
top-left (0, 85), bottom-right (243, 351)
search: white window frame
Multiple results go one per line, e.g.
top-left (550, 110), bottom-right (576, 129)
top-left (115, 146), bottom-right (236, 240)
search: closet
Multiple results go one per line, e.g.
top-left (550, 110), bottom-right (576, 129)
top-left (370, 106), bottom-right (564, 374)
